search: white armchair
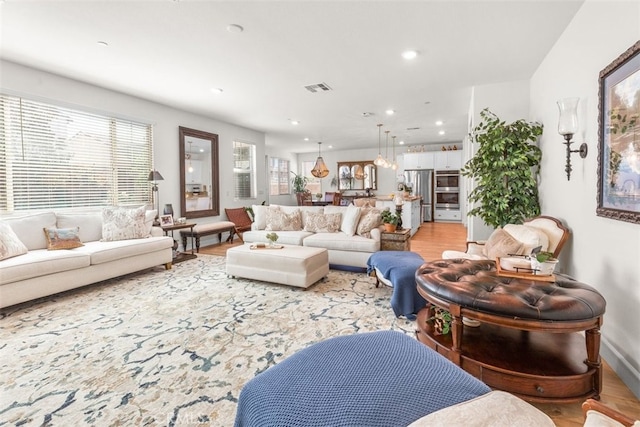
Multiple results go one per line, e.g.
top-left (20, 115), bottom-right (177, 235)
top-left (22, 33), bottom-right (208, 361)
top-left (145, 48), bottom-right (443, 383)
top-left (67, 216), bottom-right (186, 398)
top-left (443, 215), bottom-right (570, 260)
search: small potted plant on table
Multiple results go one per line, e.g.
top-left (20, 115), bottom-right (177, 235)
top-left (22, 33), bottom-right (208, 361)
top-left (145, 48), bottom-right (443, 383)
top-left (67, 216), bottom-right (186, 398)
top-left (530, 251), bottom-right (558, 275)
top-left (265, 232), bottom-right (279, 248)
top-left (381, 209), bottom-right (399, 232)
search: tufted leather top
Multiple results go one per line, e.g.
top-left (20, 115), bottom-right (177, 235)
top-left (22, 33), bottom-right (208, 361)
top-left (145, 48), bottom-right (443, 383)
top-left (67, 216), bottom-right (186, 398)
top-left (415, 259), bottom-right (606, 321)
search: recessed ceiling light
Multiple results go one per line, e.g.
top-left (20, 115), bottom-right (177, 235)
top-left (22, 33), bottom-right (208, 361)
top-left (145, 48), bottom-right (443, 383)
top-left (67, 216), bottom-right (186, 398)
top-left (385, 109), bottom-right (395, 115)
top-left (435, 120), bottom-right (443, 126)
top-left (328, 145), bottom-right (333, 149)
top-left (439, 130), bottom-right (445, 136)
top-left (211, 88), bottom-right (223, 94)
top-left (290, 120), bottom-right (299, 125)
top-left (399, 140), bottom-right (405, 145)
top-left (227, 24), bottom-right (244, 34)
top-left (199, 148), bottom-right (204, 153)
top-left (97, 41), bottom-right (109, 47)
top-left (304, 137), bottom-right (309, 141)
top-left (402, 50), bottom-right (418, 60)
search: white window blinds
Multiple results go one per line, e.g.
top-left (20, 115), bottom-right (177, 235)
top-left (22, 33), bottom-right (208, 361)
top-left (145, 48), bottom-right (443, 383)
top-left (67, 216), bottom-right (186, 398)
top-left (0, 94), bottom-right (153, 213)
top-left (233, 141), bottom-right (256, 199)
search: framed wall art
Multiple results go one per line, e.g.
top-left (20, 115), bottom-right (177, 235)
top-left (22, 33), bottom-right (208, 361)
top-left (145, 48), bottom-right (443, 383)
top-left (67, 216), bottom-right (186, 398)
top-left (597, 40), bottom-right (640, 224)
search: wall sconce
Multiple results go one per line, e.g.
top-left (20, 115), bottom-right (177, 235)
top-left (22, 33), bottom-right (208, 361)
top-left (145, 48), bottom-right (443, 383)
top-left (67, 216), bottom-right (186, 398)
top-left (557, 97), bottom-right (588, 180)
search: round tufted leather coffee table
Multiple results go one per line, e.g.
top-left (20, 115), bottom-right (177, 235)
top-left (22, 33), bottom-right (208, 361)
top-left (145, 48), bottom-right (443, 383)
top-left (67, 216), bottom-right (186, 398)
top-left (414, 259), bottom-right (606, 403)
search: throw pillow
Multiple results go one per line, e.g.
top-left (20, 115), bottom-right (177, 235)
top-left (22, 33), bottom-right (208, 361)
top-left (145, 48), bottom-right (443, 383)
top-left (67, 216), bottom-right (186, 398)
top-left (304, 212), bottom-right (342, 233)
top-left (341, 205), bottom-right (362, 236)
top-left (265, 208), bottom-right (302, 231)
top-left (356, 208), bottom-right (382, 238)
top-left (101, 206), bottom-right (147, 241)
top-left (253, 205), bottom-right (273, 230)
top-left (503, 224), bottom-right (549, 255)
top-left (43, 226), bottom-right (84, 250)
top-left (0, 222), bottom-right (28, 260)
top-left (482, 229), bottom-right (524, 260)
top-left (144, 209), bottom-right (157, 235)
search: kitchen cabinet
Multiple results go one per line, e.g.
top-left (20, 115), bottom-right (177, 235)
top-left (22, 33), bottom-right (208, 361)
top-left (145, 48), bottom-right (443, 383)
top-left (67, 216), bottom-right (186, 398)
top-left (434, 151), bottom-right (462, 170)
top-left (403, 152), bottom-right (434, 170)
top-left (434, 209), bottom-right (461, 222)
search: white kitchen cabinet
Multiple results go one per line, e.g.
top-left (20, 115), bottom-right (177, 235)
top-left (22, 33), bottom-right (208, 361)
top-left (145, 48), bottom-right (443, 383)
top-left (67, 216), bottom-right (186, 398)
top-left (434, 151), bottom-right (462, 170)
top-left (402, 152), bottom-right (434, 170)
top-left (434, 209), bottom-right (461, 222)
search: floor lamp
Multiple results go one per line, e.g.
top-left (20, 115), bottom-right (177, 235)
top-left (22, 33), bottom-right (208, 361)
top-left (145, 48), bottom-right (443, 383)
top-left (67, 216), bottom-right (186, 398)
top-left (148, 170), bottom-right (164, 226)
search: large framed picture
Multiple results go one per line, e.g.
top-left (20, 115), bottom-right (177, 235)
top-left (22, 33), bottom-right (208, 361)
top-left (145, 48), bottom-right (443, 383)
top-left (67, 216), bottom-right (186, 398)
top-left (597, 40), bottom-right (640, 224)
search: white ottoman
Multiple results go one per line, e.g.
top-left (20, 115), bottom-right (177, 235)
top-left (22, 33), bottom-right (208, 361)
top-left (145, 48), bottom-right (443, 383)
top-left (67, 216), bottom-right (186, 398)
top-left (226, 244), bottom-right (329, 288)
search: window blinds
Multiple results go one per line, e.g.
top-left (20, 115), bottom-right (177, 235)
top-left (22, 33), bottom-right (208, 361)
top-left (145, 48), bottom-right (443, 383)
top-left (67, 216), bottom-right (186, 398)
top-left (0, 94), bottom-right (152, 213)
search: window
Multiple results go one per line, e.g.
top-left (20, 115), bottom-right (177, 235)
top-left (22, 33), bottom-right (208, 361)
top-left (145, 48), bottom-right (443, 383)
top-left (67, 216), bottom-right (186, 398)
top-left (269, 157), bottom-right (290, 195)
top-left (233, 141), bottom-right (256, 199)
top-left (0, 94), bottom-right (152, 214)
top-left (301, 161), bottom-right (321, 195)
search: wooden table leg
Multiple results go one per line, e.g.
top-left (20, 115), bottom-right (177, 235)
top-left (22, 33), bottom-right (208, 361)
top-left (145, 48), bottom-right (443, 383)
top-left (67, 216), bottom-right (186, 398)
top-left (450, 304), bottom-right (463, 366)
top-left (585, 317), bottom-right (603, 399)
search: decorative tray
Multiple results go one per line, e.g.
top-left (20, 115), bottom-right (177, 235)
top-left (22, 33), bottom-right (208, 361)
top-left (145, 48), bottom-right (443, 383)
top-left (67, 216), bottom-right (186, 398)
top-left (249, 243), bottom-right (284, 250)
top-left (495, 257), bottom-right (556, 282)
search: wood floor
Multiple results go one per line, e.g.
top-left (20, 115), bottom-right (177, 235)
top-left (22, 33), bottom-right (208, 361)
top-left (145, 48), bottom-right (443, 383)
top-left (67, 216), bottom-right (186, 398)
top-left (199, 222), bottom-right (640, 426)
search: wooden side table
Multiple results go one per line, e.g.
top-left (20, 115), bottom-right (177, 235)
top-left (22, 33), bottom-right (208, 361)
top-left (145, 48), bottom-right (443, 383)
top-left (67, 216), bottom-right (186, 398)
top-left (161, 223), bottom-right (197, 263)
top-left (381, 228), bottom-right (411, 251)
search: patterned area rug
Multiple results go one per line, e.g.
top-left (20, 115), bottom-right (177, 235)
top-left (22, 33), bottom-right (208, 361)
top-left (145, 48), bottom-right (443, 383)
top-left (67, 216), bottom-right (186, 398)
top-left (0, 255), bottom-right (414, 426)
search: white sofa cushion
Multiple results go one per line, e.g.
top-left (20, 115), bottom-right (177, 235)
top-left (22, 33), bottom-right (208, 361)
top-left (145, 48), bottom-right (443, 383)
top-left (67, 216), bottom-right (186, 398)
top-left (0, 222), bottom-right (28, 260)
top-left (303, 232), bottom-right (379, 253)
top-left (73, 237), bottom-right (173, 265)
top-left (503, 224), bottom-right (549, 255)
top-left (56, 212), bottom-right (103, 242)
top-left (4, 212), bottom-right (57, 250)
top-left (303, 212), bottom-right (342, 233)
top-left (252, 204), bottom-right (271, 230)
top-left (325, 205), bottom-right (361, 236)
top-left (407, 391), bottom-right (554, 427)
top-left (0, 249), bottom-right (90, 284)
top-left (242, 230), bottom-right (313, 246)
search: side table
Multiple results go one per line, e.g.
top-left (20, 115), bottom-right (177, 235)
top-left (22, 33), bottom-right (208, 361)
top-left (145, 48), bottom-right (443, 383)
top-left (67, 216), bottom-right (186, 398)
top-left (161, 223), bottom-right (197, 263)
top-left (381, 228), bottom-right (411, 251)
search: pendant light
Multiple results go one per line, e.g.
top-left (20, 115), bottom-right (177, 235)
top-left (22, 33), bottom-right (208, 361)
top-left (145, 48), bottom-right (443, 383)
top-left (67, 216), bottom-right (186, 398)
top-left (374, 124), bottom-right (385, 166)
top-left (391, 136), bottom-right (398, 170)
top-left (383, 130), bottom-right (391, 168)
top-left (187, 141), bottom-right (194, 173)
top-left (311, 141), bottom-right (329, 178)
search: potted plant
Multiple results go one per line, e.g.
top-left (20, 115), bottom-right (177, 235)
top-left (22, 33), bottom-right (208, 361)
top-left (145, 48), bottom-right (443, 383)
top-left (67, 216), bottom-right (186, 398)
top-left (315, 192), bottom-right (323, 201)
top-left (530, 251), bottom-right (558, 275)
top-left (462, 108), bottom-right (543, 228)
top-left (265, 232), bottom-right (279, 247)
top-left (380, 209), bottom-right (399, 232)
top-left (291, 171), bottom-right (310, 205)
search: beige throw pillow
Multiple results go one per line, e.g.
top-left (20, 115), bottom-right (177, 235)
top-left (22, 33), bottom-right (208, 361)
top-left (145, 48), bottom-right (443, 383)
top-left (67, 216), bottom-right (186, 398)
top-left (101, 206), bottom-right (147, 241)
top-left (483, 229), bottom-right (524, 260)
top-left (356, 208), bottom-right (382, 238)
top-left (304, 213), bottom-right (342, 233)
top-left (265, 208), bottom-right (302, 231)
top-left (0, 222), bottom-right (28, 260)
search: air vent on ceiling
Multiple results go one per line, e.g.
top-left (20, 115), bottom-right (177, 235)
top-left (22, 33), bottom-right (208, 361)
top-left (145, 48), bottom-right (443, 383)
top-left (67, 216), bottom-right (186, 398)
top-left (407, 127), bottom-right (421, 131)
top-left (304, 82), bottom-right (333, 93)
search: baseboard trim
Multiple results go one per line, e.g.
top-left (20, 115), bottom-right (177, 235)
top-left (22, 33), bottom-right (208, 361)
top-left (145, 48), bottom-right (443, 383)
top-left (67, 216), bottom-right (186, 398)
top-left (602, 337), bottom-right (640, 399)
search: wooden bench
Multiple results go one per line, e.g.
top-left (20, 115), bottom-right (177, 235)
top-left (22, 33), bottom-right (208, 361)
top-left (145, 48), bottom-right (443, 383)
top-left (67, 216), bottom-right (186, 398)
top-left (180, 221), bottom-right (236, 253)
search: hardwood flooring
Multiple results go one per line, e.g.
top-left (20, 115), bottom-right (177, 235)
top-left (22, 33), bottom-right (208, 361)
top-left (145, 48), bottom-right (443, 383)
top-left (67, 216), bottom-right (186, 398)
top-left (199, 222), bottom-right (640, 426)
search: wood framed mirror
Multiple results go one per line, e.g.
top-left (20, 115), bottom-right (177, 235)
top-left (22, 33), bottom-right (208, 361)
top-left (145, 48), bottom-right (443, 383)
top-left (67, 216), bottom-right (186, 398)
top-left (179, 126), bottom-right (220, 219)
top-left (337, 161), bottom-right (376, 191)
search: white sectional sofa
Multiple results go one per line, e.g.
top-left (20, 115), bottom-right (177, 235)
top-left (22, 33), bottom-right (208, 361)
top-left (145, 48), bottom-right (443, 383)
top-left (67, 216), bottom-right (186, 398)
top-left (242, 204), bottom-right (384, 269)
top-left (0, 208), bottom-right (174, 309)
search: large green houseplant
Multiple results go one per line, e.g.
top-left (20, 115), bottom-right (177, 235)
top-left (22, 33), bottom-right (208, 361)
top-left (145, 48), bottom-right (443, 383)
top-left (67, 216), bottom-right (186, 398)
top-left (462, 109), bottom-right (544, 228)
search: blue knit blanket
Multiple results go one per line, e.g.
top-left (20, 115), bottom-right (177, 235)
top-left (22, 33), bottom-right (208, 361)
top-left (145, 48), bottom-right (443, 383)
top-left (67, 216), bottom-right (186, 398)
top-left (234, 331), bottom-right (490, 427)
top-left (367, 251), bottom-right (427, 320)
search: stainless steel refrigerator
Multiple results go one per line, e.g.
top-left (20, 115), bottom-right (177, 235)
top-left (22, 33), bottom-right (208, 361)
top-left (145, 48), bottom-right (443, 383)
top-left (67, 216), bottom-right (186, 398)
top-left (403, 169), bottom-right (433, 222)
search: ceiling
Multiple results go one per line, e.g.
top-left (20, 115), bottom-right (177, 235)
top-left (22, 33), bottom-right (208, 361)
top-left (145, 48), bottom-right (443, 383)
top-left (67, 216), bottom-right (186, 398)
top-left (0, 1), bottom-right (584, 154)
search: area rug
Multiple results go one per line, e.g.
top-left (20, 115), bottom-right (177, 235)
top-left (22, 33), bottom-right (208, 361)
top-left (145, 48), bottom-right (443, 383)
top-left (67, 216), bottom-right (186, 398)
top-left (0, 255), bottom-right (414, 426)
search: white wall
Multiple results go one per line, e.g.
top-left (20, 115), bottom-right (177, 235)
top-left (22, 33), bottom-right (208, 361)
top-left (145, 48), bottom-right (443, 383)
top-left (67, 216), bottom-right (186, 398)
top-left (1, 60), bottom-right (266, 247)
top-left (530, 0), bottom-right (640, 397)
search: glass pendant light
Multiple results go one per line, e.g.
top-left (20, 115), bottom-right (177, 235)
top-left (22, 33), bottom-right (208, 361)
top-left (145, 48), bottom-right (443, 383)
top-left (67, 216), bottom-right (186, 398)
top-left (310, 141), bottom-right (329, 178)
top-left (391, 135), bottom-right (398, 170)
top-left (374, 124), bottom-right (386, 166)
top-left (383, 130), bottom-right (391, 168)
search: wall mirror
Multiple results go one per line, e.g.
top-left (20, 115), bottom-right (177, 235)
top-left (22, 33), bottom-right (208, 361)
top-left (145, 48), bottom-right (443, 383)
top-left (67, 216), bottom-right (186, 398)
top-left (337, 161), bottom-right (376, 191)
top-left (179, 126), bottom-right (219, 218)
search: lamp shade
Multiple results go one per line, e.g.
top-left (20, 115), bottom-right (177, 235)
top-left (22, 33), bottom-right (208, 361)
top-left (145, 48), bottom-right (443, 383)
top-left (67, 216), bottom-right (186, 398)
top-left (311, 142), bottom-right (330, 178)
top-left (148, 170), bottom-right (164, 182)
top-left (557, 97), bottom-right (579, 136)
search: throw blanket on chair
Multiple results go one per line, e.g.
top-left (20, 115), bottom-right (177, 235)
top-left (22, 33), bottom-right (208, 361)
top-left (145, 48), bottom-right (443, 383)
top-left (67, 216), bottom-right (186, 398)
top-left (367, 251), bottom-right (427, 320)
